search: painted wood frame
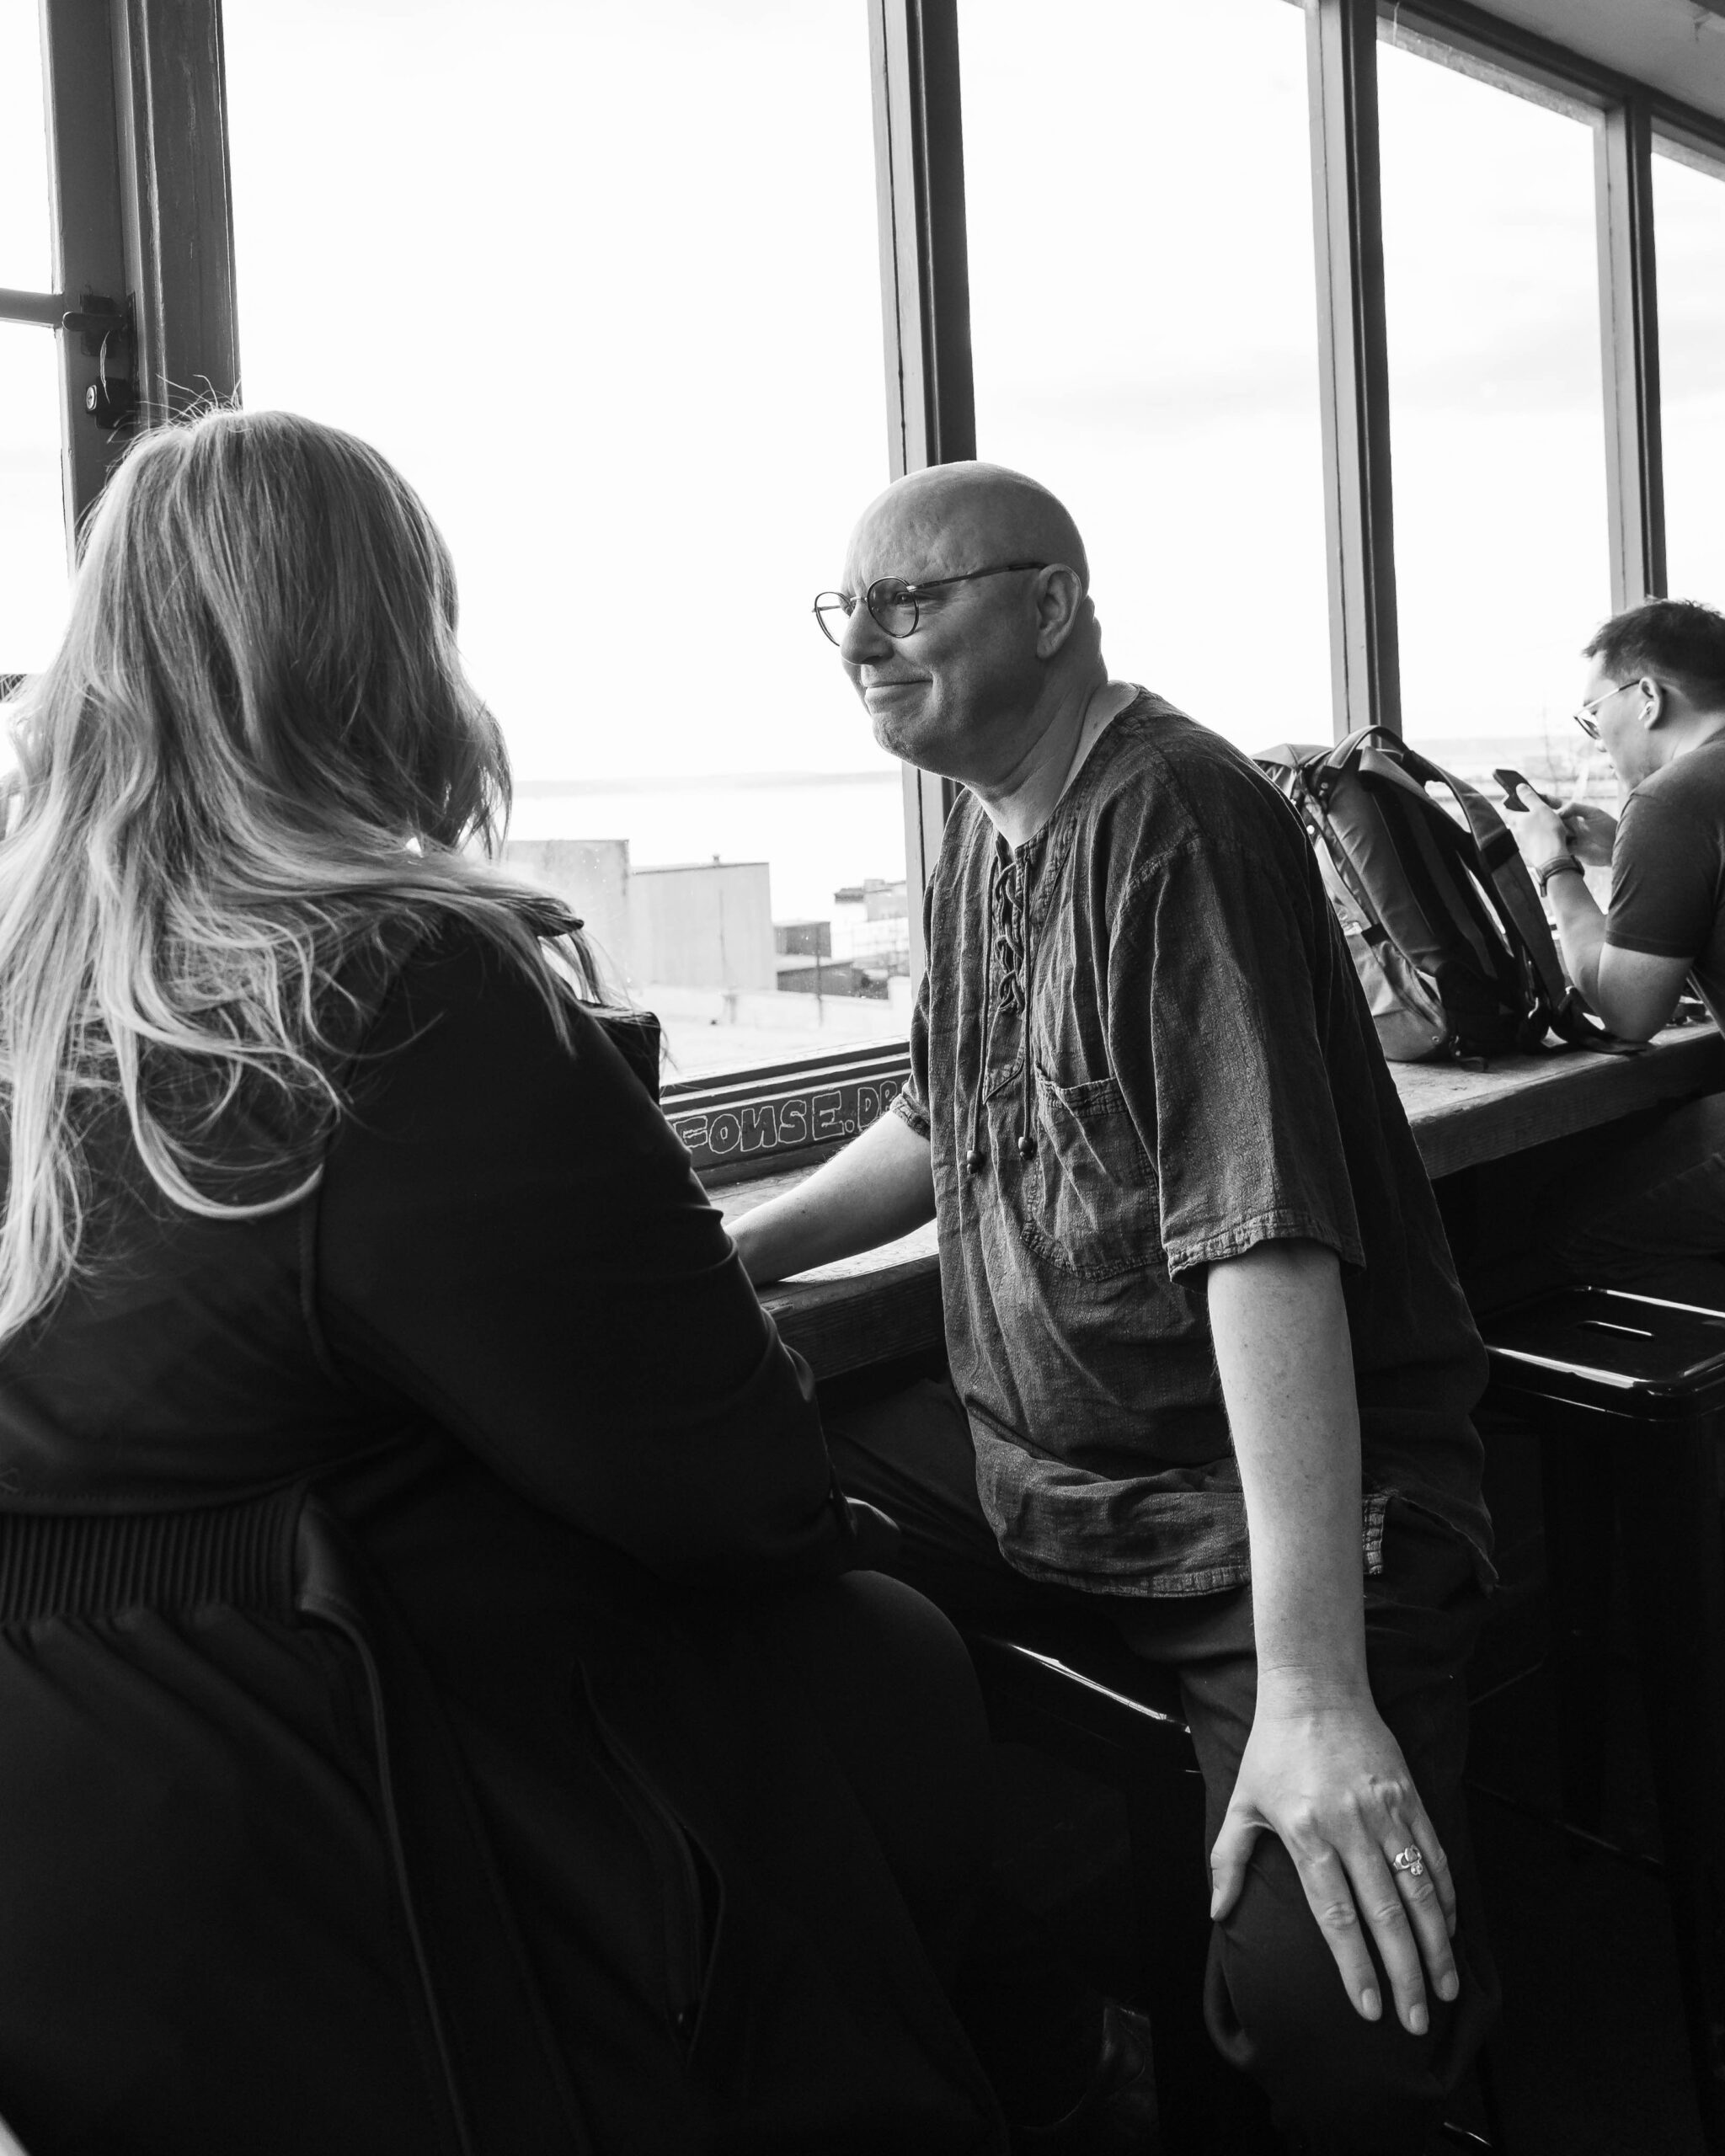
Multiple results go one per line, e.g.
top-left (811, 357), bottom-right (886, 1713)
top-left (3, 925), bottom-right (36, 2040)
top-left (1307, 0), bottom-right (1402, 739)
top-left (1596, 97), bottom-right (1666, 611)
top-left (109, 0), bottom-right (239, 429)
top-left (868, 0), bottom-right (972, 985)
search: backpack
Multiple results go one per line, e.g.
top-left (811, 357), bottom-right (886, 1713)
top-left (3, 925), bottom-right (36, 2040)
top-left (1257, 728), bottom-right (1623, 1064)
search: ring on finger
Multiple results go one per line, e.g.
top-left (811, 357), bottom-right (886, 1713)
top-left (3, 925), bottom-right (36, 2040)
top-left (1389, 1844), bottom-right (1426, 1879)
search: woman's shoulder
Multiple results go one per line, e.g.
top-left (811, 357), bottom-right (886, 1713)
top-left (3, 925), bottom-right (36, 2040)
top-left (346, 903), bottom-right (664, 1138)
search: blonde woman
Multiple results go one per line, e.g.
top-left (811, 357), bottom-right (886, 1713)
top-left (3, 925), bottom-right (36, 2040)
top-left (0, 411), bottom-right (1001, 2155)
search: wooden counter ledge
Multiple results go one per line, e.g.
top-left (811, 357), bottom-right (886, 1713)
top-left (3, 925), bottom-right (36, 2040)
top-left (712, 1023), bottom-right (1723, 1381)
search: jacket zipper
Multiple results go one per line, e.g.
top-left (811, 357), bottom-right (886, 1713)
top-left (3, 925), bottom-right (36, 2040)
top-left (578, 1669), bottom-right (708, 2056)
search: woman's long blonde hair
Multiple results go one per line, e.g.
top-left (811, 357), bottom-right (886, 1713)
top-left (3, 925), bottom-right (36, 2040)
top-left (0, 407), bottom-right (598, 1346)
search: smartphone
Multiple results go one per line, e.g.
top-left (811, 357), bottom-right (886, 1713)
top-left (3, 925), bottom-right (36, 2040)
top-left (1493, 767), bottom-right (1556, 813)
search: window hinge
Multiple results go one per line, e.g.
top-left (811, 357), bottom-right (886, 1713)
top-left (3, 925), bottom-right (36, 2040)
top-left (61, 294), bottom-right (137, 431)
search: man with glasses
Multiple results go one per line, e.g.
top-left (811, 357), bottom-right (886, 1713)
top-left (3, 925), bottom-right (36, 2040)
top-left (1503, 597), bottom-right (1725, 1282)
top-left (734, 462), bottom-right (1497, 2153)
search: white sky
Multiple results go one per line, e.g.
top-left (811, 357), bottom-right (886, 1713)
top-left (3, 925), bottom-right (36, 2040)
top-left (3, 0), bottom-right (1724, 783)
top-left (1378, 40), bottom-right (1612, 747)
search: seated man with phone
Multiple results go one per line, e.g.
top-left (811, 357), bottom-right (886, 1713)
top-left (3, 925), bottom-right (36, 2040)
top-left (1505, 597), bottom-right (1725, 1280)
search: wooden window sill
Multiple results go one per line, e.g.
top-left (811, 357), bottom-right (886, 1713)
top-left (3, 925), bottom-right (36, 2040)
top-left (711, 1024), bottom-right (1724, 1381)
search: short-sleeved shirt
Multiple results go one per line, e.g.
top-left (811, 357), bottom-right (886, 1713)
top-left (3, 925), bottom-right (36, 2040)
top-left (891, 691), bottom-right (1491, 1598)
top-left (1605, 733), bottom-right (1725, 1026)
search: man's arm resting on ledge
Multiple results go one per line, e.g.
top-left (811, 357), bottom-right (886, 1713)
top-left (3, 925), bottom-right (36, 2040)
top-left (1545, 870), bottom-right (1692, 1043)
top-left (1513, 798), bottom-right (1690, 1039)
top-left (728, 1109), bottom-right (937, 1285)
top-left (1204, 1240), bottom-right (1461, 2037)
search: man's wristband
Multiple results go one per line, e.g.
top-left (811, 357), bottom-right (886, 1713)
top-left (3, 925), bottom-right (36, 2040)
top-left (1534, 856), bottom-right (1583, 896)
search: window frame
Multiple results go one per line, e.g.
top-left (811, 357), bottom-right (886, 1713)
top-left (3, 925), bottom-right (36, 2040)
top-left (0, 0), bottom-right (237, 558)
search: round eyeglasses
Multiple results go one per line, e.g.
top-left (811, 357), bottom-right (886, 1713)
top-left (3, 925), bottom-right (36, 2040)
top-left (812, 561), bottom-right (1049, 646)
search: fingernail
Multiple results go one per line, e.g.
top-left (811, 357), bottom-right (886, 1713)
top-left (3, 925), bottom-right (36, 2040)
top-left (1360, 1987), bottom-right (1381, 2020)
top-left (1209, 1894), bottom-right (1220, 1919)
top-left (1408, 2004), bottom-right (1429, 2036)
top-left (1439, 1972), bottom-right (1459, 2002)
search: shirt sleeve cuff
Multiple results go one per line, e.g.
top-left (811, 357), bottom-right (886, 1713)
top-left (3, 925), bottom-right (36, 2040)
top-left (1162, 1207), bottom-right (1366, 1282)
top-left (1603, 927), bottom-right (1700, 958)
top-left (889, 1090), bottom-right (931, 1139)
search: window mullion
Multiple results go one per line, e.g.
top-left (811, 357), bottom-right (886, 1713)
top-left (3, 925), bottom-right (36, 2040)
top-left (40, 0), bottom-right (128, 544)
top-left (109, 0), bottom-right (240, 426)
top-left (1595, 95), bottom-right (1666, 610)
top-left (869, 0), bottom-right (972, 985)
top-left (1306, 0), bottom-right (1402, 741)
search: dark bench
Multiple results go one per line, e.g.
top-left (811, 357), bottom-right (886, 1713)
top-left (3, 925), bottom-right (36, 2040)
top-left (1482, 1283), bottom-right (1725, 2153)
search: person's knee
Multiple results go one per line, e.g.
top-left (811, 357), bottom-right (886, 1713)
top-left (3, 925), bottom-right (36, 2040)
top-left (1209, 1843), bottom-right (1491, 2152)
top-left (756, 1571), bottom-right (991, 1980)
top-left (832, 1568), bottom-right (989, 1756)
top-left (762, 1568), bottom-right (988, 1785)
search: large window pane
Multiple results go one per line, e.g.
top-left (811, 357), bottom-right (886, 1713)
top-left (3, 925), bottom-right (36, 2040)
top-left (0, 323), bottom-right (68, 675)
top-left (1378, 33), bottom-right (1611, 808)
top-left (0, 0), bottom-right (53, 291)
top-left (226, 0), bottom-right (904, 1083)
top-left (959, 0), bottom-right (1328, 756)
top-left (1654, 139), bottom-right (1725, 611)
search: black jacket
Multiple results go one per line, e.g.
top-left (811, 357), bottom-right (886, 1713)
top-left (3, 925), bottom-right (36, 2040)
top-left (0, 921), bottom-right (999, 2156)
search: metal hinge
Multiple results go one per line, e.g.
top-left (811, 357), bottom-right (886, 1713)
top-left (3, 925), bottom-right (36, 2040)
top-left (61, 293), bottom-right (136, 430)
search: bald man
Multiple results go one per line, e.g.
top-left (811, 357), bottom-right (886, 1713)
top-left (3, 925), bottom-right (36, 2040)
top-left (734, 464), bottom-right (1497, 2153)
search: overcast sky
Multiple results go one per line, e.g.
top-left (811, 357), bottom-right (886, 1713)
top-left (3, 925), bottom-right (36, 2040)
top-left (3, 0), bottom-right (1723, 787)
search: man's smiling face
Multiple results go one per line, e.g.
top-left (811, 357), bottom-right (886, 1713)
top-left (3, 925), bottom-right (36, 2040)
top-left (834, 493), bottom-right (1044, 782)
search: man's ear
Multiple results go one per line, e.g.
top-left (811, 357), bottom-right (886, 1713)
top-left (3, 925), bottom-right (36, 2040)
top-left (1639, 675), bottom-right (1664, 729)
top-left (1033, 564), bottom-right (1087, 659)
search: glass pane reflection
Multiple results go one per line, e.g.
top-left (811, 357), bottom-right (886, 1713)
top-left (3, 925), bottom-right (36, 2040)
top-left (0, 0), bottom-right (54, 292)
top-left (1378, 33), bottom-right (1611, 814)
top-left (1653, 141), bottom-right (1725, 612)
top-left (0, 322), bottom-right (68, 675)
top-left (960, 0), bottom-right (1329, 759)
top-left (225, 0), bottom-right (906, 1086)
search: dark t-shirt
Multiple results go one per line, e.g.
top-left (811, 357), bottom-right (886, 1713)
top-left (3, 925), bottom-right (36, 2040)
top-left (894, 691), bottom-right (1491, 1598)
top-left (1605, 734), bottom-right (1725, 1026)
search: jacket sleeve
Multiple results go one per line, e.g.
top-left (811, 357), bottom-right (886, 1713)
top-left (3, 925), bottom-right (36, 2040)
top-left (314, 926), bottom-right (856, 1587)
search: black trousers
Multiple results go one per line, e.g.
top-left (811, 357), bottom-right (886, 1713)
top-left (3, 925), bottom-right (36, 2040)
top-left (745, 1566), bottom-right (993, 1993)
top-left (825, 1378), bottom-right (1502, 2155)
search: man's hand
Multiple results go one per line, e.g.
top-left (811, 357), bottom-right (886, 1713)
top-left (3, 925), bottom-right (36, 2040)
top-left (1504, 796), bottom-right (1573, 873)
top-left (1210, 1690), bottom-right (1459, 2034)
top-left (1558, 798), bottom-right (1617, 868)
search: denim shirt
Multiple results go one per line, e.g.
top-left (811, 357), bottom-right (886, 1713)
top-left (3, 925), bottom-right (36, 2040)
top-left (893, 692), bottom-right (1493, 1598)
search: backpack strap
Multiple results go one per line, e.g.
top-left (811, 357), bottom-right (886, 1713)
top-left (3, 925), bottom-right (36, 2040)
top-left (1256, 742), bottom-right (1386, 939)
top-left (1364, 737), bottom-right (1635, 1056)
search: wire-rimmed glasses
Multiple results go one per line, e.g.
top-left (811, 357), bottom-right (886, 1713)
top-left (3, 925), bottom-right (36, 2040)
top-left (812, 561), bottom-right (1049, 646)
top-left (1573, 677), bottom-right (1644, 740)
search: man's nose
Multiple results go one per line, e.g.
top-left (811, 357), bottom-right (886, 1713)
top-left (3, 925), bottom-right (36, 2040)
top-left (840, 601), bottom-right (891, 664)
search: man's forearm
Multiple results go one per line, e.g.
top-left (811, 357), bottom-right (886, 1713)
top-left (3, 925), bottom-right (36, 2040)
top-left (1206, 1241), bottom-right (1368, 1700)
top-left (728, 1109), bottom-right (937, 1284)
top-left (1546, 871), bottom-right (1608, 1006)
top-left (1205, 1240), bottom-right (1461, 2031)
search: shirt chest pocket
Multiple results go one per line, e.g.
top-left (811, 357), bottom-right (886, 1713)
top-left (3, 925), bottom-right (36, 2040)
top-left (1020, 1071), bottom-right (1165, 1280)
